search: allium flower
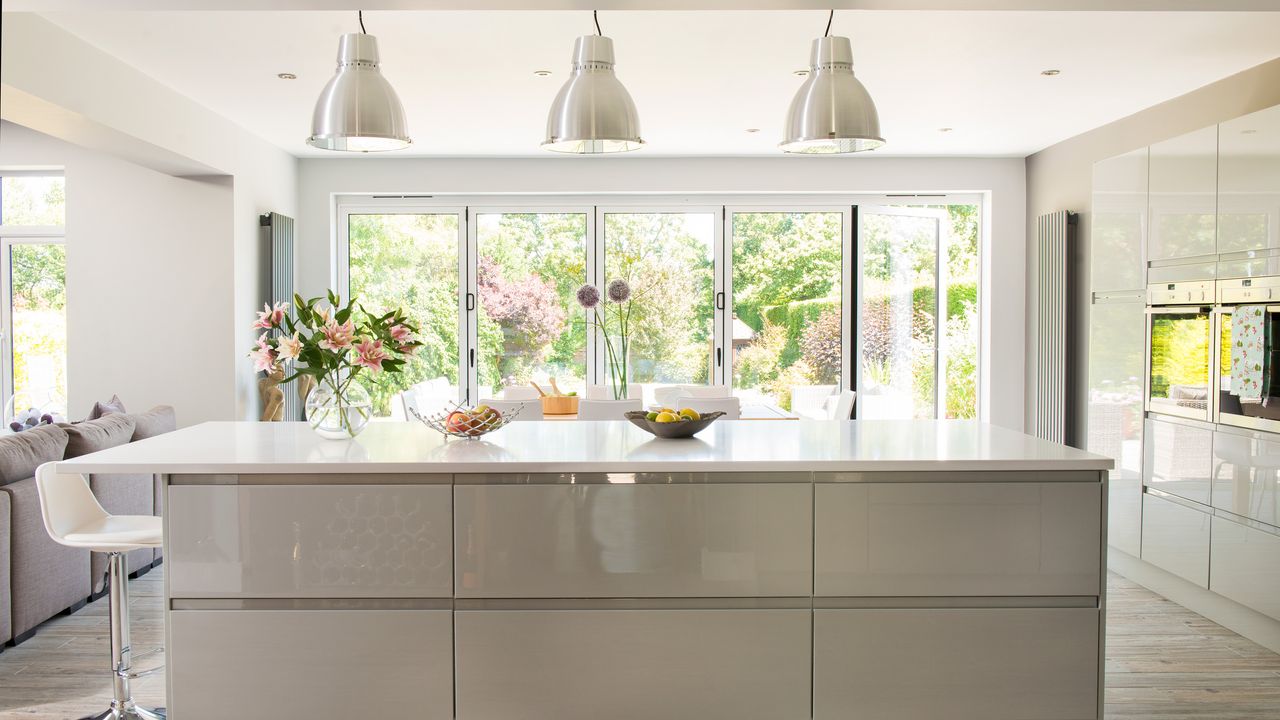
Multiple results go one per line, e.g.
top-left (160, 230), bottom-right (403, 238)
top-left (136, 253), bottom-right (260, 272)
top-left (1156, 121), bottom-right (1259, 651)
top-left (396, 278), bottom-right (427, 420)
top-left (606, 279), bottom-right (631, 303)
top-left (576, 284), bottom-right (601, 309)
top-left (252, 301), bottom-right (289, 330)
top-left (276, 332), bottom-right (303, 362)
top-left (354, 338), bottom-right (389, 372)
top-left (319, 319), bottom-right (356, 351)
top-left (249, 334), bottom-right (277, 372)
top-left (388, 323), bottom-right (412, 342)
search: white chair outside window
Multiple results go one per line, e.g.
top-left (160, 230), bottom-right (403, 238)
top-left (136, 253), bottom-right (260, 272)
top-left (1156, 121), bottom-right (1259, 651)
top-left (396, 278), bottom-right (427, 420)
top-left (653, 384), bottom-right (727, 408)
top-left (500, 386), bottom-right (541, 401)
top-left (576, 398), bottom-right (642, 420)
top-left (829, 390), bottom-right (857, 420)
top-left (585, 384), bottom-right (642, 400)
top-left (672, 395), bottom-right (741, 420)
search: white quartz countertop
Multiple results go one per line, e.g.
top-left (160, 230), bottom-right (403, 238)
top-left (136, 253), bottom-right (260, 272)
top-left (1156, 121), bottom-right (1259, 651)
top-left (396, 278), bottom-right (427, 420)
top-left (55, 420), bottom-right (1113, 475)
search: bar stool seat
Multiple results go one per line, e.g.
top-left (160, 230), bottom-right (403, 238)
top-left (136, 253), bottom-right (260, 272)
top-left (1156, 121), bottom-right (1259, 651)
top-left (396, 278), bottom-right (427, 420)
top-left (36, 462), bottom-right (165, 720)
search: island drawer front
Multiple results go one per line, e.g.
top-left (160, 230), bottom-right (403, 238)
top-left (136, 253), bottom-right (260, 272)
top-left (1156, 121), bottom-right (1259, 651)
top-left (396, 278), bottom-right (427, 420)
top-left (814, 482), bottom-right (1102, 597)
top-left (814, 607), bottom-right (1100, 720)
top-left (455, 608), bottom-right (811, 720)
top-left (454, 483), bottom-right (812, 598)
top-left (1210, 516), bottom-right (1280, 622)
top-left (167, 485), bottom-right (452, 598)
top-left (1140, 492), bottom-right (1210, 588)
top-left (169, 609), bottom-right (453, 720)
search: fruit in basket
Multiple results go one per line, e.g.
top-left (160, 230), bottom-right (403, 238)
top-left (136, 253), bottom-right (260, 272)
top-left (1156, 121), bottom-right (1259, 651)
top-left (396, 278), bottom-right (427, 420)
top-left (655, 411), bottom-right (679, 423)
top-left (474, 405), bottom-right (501, 424)
top-left (445, 406), bottom-right (502, 436)
top-left (645, 411), bottom-right (659, 421)
top-left (679, 408), bottom-right (700, 421)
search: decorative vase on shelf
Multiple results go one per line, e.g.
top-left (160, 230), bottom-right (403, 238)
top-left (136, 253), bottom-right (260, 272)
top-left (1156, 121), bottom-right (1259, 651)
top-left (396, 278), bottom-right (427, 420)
top-left (305, 381), bottom-right (372, 440)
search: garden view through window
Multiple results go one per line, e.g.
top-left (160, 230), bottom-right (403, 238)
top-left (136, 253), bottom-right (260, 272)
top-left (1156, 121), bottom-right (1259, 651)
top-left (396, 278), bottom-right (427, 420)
top-left (343, 199), bottom-right (980, 420)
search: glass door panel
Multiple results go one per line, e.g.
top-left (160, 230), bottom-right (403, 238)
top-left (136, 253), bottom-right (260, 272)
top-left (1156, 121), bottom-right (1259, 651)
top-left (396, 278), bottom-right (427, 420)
top-left (729, 211), bottom-right (844, 416)
top-left (7, 243), bottom-right (67, 416)
top-left (602, 211), bottom-right (717, 396)
top-left (858, 207), bottom-right (947, 419)
top-left (474, 212), bottom-right (589, 397)
top-left (346, 212), bottom-right (463, 416)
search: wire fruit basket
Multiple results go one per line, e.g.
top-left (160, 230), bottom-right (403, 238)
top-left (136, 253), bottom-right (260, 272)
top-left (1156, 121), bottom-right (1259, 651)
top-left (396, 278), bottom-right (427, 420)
top-left (410, 402), bottom-right (521, 440)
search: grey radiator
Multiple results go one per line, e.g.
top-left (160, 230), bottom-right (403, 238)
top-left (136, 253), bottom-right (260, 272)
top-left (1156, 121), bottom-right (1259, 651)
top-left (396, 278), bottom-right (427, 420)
top-left (1035, 210), bottom-right (1078, 445)
top-left (261, 212), bottom-right (298, 420)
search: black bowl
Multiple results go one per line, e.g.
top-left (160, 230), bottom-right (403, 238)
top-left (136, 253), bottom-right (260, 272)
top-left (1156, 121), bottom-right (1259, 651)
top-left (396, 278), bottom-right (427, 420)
top-left (624, 410), bottom-right (725, 439)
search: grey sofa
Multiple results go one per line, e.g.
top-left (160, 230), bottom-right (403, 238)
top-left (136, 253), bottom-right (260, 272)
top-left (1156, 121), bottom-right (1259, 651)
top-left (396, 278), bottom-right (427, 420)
top-left (0, 406), bottom-right (175, 648)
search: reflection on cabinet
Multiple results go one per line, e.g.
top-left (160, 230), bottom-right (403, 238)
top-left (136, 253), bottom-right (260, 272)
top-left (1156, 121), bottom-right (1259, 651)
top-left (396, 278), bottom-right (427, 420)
top-left (1218, 104), bottom-right (1280, 254)
top-left (167, 484), bottom-right (453, 598)
top-left (1210, 517), bottom-right (1280, 623)
top-left (814, 482), bottom-right (1101, 597)
top-left (1211, 429), bottom-right (1280, 529)
top-left (1091, 148), bottom-right (1148, 292)
top-left (813, 608), bottom-right (1099, 720)
top-left (1088, 298), bottom-right (1146, 555)
top-left (1143, 417), bottom-right (1213, 505)
top-left (455, 609), bottom-right (811, 720)
top-left (170, 609), bottom-right (454, 720)
top-left (1141, 492), bottom-right (1211, 588)
top-left (1148, 125), bottom-right (1218, 261)
top-left (454, 482), bottom-right (812, 598)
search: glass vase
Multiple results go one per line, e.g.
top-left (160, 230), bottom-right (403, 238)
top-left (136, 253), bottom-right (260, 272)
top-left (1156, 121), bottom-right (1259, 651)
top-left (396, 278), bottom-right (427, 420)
top-left (305, 381), bottom-right (372, 440)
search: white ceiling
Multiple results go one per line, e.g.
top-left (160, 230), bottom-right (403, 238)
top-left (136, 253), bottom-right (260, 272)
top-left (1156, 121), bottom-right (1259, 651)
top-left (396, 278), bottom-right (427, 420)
top-left (33, 9), bottom-right (1280, 158)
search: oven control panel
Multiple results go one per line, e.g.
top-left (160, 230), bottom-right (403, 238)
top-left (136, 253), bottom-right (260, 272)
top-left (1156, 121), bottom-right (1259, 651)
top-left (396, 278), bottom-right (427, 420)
top-left (1147, 280), bottom-right (1216, 305)
top-left (1218, 276), bottom-right (1280, 304)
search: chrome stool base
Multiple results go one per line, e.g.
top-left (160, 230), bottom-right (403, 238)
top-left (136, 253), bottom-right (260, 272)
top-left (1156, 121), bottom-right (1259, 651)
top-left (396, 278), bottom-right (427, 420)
top-left (82, 705), bottom-right (166, 720)
top-left (83, 552), bottom-right (165, 720)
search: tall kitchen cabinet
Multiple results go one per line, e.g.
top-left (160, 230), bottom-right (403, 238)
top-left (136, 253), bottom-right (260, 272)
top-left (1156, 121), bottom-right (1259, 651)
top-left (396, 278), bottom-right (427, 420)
top-left (1088, 147), bottom-right (1148, 556)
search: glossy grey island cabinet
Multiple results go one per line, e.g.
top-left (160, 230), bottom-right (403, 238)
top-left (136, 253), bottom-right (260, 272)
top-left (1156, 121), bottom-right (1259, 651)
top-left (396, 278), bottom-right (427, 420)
top-left (57, 420), bottom-right (1112, 720)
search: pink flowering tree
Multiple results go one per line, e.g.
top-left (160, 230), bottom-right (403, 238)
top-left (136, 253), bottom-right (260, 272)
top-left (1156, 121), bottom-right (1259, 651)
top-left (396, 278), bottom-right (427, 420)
top-left (476, 257), bottom-right (566, 385)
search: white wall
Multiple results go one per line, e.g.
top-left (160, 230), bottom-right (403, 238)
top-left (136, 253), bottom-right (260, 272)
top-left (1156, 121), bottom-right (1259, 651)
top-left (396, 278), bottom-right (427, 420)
top-left (0, 121), bottom-right (235, 423)
top-left (1, 13), bottom-right (299, 421)
top-left (1025, 56), bottom-right (1280, 441)
top-left (298, 155), bottom-right (1027, 430)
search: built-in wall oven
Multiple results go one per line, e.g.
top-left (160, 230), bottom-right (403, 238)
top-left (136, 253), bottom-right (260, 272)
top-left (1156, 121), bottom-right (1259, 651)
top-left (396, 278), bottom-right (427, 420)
top-left (1146, 280), bottom-right (1215, 422)
top-left (1215, 276), bottom-right (1280, 432)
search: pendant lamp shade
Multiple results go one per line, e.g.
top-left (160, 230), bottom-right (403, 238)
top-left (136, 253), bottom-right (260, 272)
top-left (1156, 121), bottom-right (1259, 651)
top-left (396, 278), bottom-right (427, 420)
top-left (780, 36), bottom-right (884, 154)
top-left (308, 33), bottom-right (411, 152)
top-left (542, 35), bottom-right (643, 154)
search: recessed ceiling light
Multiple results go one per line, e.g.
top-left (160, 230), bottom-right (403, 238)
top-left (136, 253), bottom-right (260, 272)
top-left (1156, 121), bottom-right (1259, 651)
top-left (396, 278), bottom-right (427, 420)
top-left (277, 72), bottom-right (297, 80)
top-left (1040, 69), bottom-right (1061, 76)
top-left (939, 127), bottom-right (953, 133)
top-left (745, 128), bottom-right (761, 133)
top-left (794, 69), bottom-right (809, 77)
top-left (533, 70), bottom-right (552, 77)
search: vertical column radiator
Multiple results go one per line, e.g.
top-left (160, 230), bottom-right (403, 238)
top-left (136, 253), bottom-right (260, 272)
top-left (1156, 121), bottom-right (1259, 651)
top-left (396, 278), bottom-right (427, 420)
top-left (261, 212), bottom-right (298, 420)
top-left (1035, 210), bottom-right (1078, 445)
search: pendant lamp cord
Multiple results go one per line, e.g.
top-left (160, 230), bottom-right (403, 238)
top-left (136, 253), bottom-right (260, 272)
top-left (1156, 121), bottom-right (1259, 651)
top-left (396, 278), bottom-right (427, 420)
top-left (593, 10), bottom-right (602, 36)
top-left (358, 10), bottom-right (367, 34)
top-left (824, 9), bottom-right (834, 37)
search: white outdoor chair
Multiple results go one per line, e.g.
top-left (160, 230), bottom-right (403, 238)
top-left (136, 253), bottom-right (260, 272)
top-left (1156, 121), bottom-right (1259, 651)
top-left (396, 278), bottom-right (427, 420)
top-left (35, 462), bottom-right (166, 720)
top-left (672, 394), bottom-right (741, 420)
top-left (500, 386), bottom-right (541, 401)
top-left (477, 399), bottom-right (540, 421)
top-left (585, 384), bottom-right (642, 400)
top-left (829, 390), bottom-right (857, 420)
top-left (653, 384), bottom-right (727, 408)
top-left (576, 398), bottom-right (642, 421)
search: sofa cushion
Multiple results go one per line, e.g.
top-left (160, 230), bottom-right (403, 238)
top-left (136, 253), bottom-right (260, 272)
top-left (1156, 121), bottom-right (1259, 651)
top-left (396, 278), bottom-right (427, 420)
top-left (0, 490), bottom-right (12, 644)
top-left (61, 414), bottom-right (137, 459)
top-left (0, 424), bottom-right (69, 487)
top-left (128, 405), bottom-right (176, 442)
top-left (88, 394), bottom-right (127, 420)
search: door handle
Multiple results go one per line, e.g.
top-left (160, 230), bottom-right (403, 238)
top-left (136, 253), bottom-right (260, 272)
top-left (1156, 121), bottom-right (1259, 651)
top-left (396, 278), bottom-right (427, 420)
top-left (716, 347), bottom-right (722, 367)
top-left (466, 293), bottom-right (475, 312)
top-left (715, 292), bottom-right (725, 310)
top-left (469, 349), bottom-right (475, 367)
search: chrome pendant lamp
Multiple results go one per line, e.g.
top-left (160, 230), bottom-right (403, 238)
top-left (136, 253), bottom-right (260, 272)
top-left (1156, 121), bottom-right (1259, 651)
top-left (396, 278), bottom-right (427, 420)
top-left (308, 11), bottom-right (411, 152)
top-left (542, 10), bottom-right (644, 154)
top-left (780, 10), bottom-right (884, 154)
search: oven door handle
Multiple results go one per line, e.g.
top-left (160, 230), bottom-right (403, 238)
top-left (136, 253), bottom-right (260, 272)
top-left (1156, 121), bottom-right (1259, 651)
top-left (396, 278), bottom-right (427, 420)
top-left (1146, 305), bottom-right (1213, 314)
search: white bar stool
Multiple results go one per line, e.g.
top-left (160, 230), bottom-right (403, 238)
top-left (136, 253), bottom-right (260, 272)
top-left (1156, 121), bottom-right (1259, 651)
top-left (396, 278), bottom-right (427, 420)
top-left (35, 462), bottom-right (165, 720)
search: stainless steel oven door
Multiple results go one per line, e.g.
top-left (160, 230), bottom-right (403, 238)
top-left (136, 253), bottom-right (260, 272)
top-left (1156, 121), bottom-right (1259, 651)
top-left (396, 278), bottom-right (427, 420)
top-left (1215, 304), bottom-right (1280, 433)
top-left (1146, 305), bottom-right (1213, 422)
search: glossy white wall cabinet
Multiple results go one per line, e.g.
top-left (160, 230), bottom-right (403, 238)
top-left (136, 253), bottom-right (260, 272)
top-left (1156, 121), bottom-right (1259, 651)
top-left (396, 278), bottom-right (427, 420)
top-left (1088, 298), bottom-right (1147, 555)
top-left (1143, 418), bottom-right (1213, 506)
top-left (1210, 517), bottom-right (1280, 622)
top-left (455, 481), bottom-right (812, 598)
top-left (814, 482), bottom-right (1101, 596)
top-left (1148, 125), bottom-right (1218, 260)
top-left (1141, 493), bottom-right (1211, 588)
top-left (170, 609), bottom-right (453, 720)
top-left (167, 484), bottom-right (452, 598)
top-left (1217, 104), bottom-right (1280, 254)
top-left (455, 609), bottom-right (811, 720)
top-left (1213, 429), bottom-right (1280, 529)
top-left (1091, 148), bottom-right (1148, 292)
top-left (813, 608), bottom-right (1099, 720)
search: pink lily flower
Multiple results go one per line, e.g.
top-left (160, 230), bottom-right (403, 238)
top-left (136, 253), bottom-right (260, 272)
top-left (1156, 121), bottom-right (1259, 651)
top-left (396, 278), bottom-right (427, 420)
top-left (252, 301), bottom-right (289, 329)
top-left (318, 319), bottom-right (356, 351)
top-left (354, 337), bottom-right (389, 372)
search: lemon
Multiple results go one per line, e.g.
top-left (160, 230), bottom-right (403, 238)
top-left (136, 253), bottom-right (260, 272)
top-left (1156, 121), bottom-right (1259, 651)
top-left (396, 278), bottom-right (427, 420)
top-left (679, 408), bottom-right (700, 421)
top-left (660, 407), bottom-right (675, 414)
top-left (645, 411), bottom-right (659, 421)
top-left (654, 411), bottom-right (679, 423)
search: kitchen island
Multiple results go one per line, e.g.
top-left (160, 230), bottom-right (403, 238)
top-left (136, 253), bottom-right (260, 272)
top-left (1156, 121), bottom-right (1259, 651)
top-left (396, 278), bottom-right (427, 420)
top-left (58, 420), bottom-right (1112, 720)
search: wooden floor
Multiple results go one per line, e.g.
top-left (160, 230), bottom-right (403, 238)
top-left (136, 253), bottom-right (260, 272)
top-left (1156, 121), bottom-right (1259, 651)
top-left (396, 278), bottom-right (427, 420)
top-left (0, 571), bottom-right (1277, 718)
